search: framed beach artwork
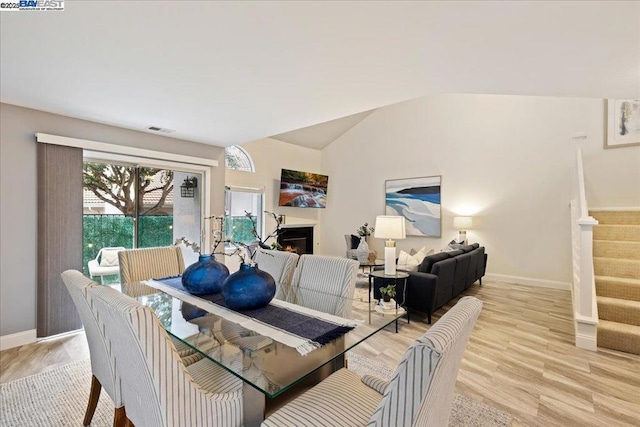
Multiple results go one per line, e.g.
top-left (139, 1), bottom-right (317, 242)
top-left (605, 99), bottom-right (640, 148)
top-left (385, 176), bottom-right (441, 237)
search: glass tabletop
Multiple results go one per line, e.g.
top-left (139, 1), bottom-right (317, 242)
top-left (121, 281), bottom-right (404, 399)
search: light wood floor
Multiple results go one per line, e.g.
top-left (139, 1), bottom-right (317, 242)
top-left (1, 281), bottom-right (639, 426)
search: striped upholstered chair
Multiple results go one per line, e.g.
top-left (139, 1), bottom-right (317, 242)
top-left (118, 246), bottom-right (185, 285)
top-left (288, 255), bottom-right (359, 318)
top-left (61, 270), bottom-right (124, 426)
top-left (253, 249), bottom-right (299, 301)
top-left (88, 284), bottom-right (244, 427)
top-left (262, 296), bottom-right (483, 427)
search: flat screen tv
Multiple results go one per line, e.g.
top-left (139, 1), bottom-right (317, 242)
top-left (278, 168), bottom-right (329, 208)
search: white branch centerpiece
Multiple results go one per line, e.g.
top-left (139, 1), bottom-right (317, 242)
top-left (174, 214), bottom-right (278, 310)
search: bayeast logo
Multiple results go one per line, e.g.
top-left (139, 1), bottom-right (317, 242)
top-left (0, 0), bottom-right (64, 11)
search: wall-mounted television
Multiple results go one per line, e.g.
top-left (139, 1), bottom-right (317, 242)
top-left (278, 168), bottom-right (329, 208)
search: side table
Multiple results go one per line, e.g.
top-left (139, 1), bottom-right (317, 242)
top-left (369, 270), bottom-right (409, 332)
top-left (359, 259), bottom-right (385, 275)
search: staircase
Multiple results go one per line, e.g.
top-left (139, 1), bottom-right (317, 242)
top-left (590, 210), bottom-right (640, 355)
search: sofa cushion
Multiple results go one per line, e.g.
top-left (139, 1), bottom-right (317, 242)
top-left (418, 252), bottom-right (451, 273)
top-left (460, 245), bottom-right (474, 253)
top-left (453, 253), bottom-right (471, 295)
top-left (469, 243), bottom-right (480, 249)
top-left (446, 249), bottom-right (464, 257)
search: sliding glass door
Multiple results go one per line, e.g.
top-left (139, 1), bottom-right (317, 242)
top-left (83, 160), bottom-right (202, 283)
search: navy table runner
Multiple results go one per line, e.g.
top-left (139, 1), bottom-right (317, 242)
top-left (156, 276), bottom-right (354, 346)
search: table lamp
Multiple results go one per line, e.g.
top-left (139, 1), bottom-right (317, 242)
top-left (374, 215), bottom-right (406, 275)
top-left (453, 216), bottom-right (473, 244)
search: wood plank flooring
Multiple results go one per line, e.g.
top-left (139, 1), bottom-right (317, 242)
top-left (2, 280), bottom-right (639, 426)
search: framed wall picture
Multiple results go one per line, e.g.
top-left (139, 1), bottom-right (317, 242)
top-left (385, 176), bottom-right (441, 237)
top-left (605, 99), bottom-right (640, 148)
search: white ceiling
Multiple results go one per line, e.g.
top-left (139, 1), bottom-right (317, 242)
top-left (271, 109), bottom-right (375, 149)
top-left (1, 1), bottom-right (639, 148)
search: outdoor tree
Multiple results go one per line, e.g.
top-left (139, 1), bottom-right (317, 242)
top-left (83, 163), bottom-right (173, 216)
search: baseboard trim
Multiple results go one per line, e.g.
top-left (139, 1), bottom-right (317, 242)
top-left (0, 329), bottom-right (37, 351)
top-left (484, 273), bottom-right (571, 290)
top-left (575, 331), bottom-right (598, 351)
top-left (589, 207), bottom-right (640, 211)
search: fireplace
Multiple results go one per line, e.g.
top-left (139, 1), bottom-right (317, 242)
top-left (277, 226), bottom-right (314, 255)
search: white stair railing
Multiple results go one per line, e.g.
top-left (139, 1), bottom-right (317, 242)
top-left (570, 148), bottom-right (598, 350)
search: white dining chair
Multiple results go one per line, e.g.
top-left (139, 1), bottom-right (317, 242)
top-left (118, 246), bottom-right (185, 285)
top-left (61, 270), bottom-right (124, 426)
top-left (88, 284), bottom-right (244, 427)
top-left (289, 255), bottom-right (359, 318)
top-left (262, 296), bottom-right (483, 427)
top-left (253, 249), bottom-right (299, 301)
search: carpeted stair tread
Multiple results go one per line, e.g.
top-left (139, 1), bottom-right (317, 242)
top-left (590, 210), bottom-right (640, 225)
top-left (597, 296), bottom-right (640, 326)
top-left (593, 240), bottom-right (640, 260)
top-left (593, 224), bottom-right (640, 242)
top-left (593, 257), bottom-right (640, 280)
top-left (597, 319), bottom-right (640, 355)
top-left (595, 276), bottom-right (640, 302)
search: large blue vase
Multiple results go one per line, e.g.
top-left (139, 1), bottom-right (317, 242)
top-left (222, 263), bottom-right (276, 311)
top-left (182, 254), bottom-right (230, 295)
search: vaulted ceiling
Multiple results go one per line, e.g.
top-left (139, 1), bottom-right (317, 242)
top-left (1, 1), bottom-right (639, 148)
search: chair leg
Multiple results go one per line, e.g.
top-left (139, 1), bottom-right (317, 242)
top-left (113, 406), bottom-right (128, 427)
top-left (427, 311), bottom-right (432, 325)
top-left (83, 375), bottom-right (102, 426)
top-left (479, 277), bottom-right (482, 286)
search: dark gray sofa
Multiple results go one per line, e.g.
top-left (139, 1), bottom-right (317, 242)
top-left (373, 243), bottom-right (487, 323)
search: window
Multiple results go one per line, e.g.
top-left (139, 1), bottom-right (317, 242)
top-left (225, 145), bottom-right (255, 172)
top-left (225, 187), bottom-right (264, 245)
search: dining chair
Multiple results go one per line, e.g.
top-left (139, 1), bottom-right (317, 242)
top-left (253, 249), bottom-right (299, 301)
top-left (289, 255), bottom-right (359, 318)
top-left (118, 246), bottom-right (185, 285)
top-left (261, 296), bottom-right (483, 427)
top-left (117, 246), bottom-right (213, 361)
top-left (88, 284), bottom-right (244, 427)
top-left (61, 270), bottom-right (124, 427)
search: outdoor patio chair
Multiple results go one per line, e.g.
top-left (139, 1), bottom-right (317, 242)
top-left (87, 246), bottom-right (125, 284)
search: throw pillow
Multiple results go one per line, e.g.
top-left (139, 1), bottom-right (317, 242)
top-left (350, 234), bottom-right (361, 249)
top-left (447, 239), bottom-right (464, 250)
top-left (414, 246), bottom-right (433, 262)
top-left (397, 250), bottom-right (420, 271)
top-left (397, 247), bottom-right (435, 271)
top-left (99, 249), bottom-right (120, 267)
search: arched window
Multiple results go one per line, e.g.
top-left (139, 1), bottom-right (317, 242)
top-left (225, 145), bottom-right (255, 172)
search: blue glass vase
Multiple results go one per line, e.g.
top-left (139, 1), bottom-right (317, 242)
top-left (222, 263), bottom-right (276, 311)
top-left (181, 254), bottom-right (230, 295)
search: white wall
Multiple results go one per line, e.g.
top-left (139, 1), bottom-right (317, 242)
top-left (226, 138), bottom-right (323, 253)
top-left (320, 94), bottom-right (640, 285)
top-left (0, 103), bottom-right (225, 337)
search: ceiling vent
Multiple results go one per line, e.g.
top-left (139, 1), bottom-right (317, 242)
top-left (147, 126), bottom-right (175, 134)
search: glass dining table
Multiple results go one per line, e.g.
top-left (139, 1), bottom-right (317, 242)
top-left (121, 281), bottom-right (404, 427)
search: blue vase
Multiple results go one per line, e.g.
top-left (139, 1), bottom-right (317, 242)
top-left (222, 263), bottom-right (276, 310)
top-left (182, 254), bottom-right (230, 295)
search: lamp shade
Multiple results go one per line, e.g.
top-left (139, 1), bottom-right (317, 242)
top-left (374, 216), bottom-right (406, 240)
top-left (453, 216), bottom-right (473, 229)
